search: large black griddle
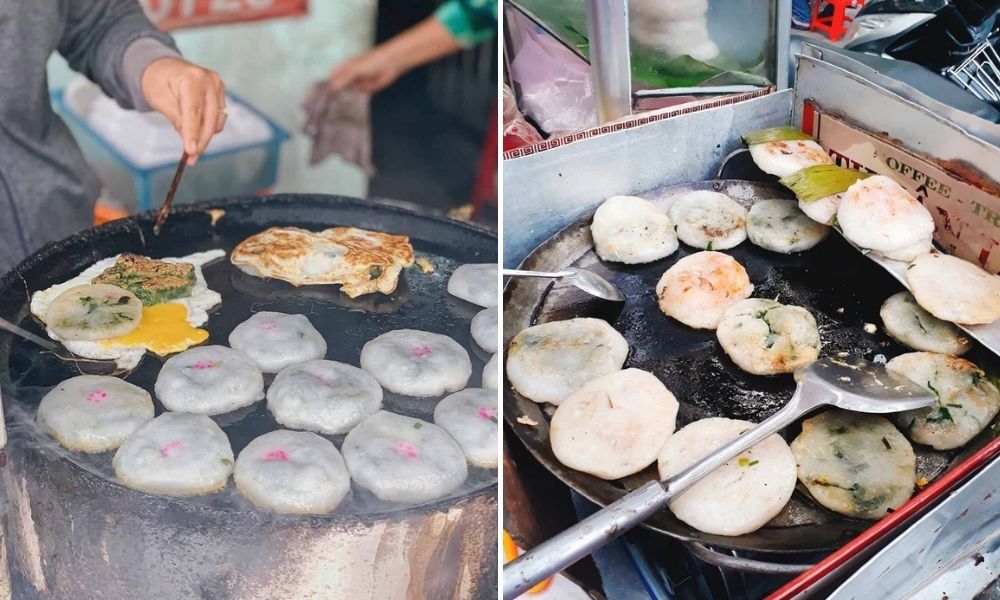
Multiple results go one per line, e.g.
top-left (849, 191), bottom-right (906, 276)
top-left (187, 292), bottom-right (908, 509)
top-left (503, 179), bottom-right (1000, 554)
top-left (0, 194), bottom-right (498, 518)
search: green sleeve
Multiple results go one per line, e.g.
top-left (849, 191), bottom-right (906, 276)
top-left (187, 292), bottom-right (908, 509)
top-left (434, 0), bottom-right (498, 47)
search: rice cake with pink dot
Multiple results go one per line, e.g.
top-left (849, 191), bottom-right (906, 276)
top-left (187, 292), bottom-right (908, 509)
top-left (113, 412), bottom-right (234, 496)
top-left (228, 311), bottom-right (327, 373)
top-left (267, 360), bottom-right (382, 434)
top-left (234, 430), bottom-right (350, 514)
top-left (360, 329), bottom-right (471, 397)
top-left (37, 375), bottom-right (154, 453)
top-left (434, 388), bottom-right (498, 468)
top-left (155, 345), bottom-right (264, 415)
top-left (342, 411), bottom-right (468, 503)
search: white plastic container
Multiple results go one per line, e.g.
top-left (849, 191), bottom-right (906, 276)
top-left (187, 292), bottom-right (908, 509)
top-left (53, 77), bottom-right (288, 213)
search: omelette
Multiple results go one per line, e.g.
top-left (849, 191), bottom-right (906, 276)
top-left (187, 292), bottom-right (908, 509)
top-left (229, 226), bottom-right (414, 297)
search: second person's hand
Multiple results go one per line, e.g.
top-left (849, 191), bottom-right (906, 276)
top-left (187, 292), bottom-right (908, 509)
top-left (141, 57), bottom-right (227, 166)
top-left (328, 49), bottom-right (401, 94)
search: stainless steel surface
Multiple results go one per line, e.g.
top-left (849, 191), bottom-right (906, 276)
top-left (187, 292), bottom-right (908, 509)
top-left (504, 480), bottom-right (670, 599)
top-left (829, 446), bottom-right (1000, 599)
top-left (503, 267), bottom-right (625, 301)
top-left (793, 53), bottom-right (1000, 174)
top-left (584, 0), bottom-right (632, 123)
top-left (502, 90), bottom-right (793, 267)
top-left (862, 252), bottom-right (1000, 355)
top-left (774, 0), bottom-right (792, 90)
top-left (503, 357), bottom-right (934, 597)
top-left (634, 86), bottom-right (764, 97)
top-left (795, 41), bottom-right (1000, 137)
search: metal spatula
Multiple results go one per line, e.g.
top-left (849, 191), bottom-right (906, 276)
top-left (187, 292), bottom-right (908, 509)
top-left (504, 268), bottom-right (625, 302)
top-left (502, 356), bottom-right (935, 598)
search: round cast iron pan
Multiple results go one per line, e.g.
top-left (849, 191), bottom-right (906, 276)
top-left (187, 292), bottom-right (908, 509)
top-left (0, 194), bottom-right (498, 519)
top-left (503, 180), bottom-right (1000, 554)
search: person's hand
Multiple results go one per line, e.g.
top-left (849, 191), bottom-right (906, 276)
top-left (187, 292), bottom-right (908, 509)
top-left (328, 49), bottom-right (402, 94)
top-left (141, 58), bottom-right (226, 166)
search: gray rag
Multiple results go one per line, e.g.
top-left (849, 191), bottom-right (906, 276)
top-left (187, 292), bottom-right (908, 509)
top-left (0, 0), bottom-right (179, 274)
top-left (303, 82), bottom-right (374, 176)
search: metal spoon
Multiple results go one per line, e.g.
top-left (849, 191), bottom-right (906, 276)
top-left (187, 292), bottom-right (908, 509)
top-left (503, 268), bottom-right (625, 302)
top-left (0, 315), bottom-right (56, 351)
top-left (502, 356), bottom-right (935, 598)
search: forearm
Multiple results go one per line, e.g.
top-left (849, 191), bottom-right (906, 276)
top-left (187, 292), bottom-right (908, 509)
top-left (372, 16), bottom-right (462, 74)
top-left (121, 39), bottom-right (182, 111)
top-left (59, 0), bottom-right (179, 110)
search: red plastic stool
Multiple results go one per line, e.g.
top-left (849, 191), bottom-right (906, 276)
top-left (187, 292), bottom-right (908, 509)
top-left (810, 0), bottom-right (864, 42)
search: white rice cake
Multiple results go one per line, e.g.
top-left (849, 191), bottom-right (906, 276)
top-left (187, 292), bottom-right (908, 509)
top-left (234, 430), bottom-right (350, 514)
top-left (342, 411), bottom-right (468, 503)
top-left (360, 329), bottom-right (471, 397)
top-left (667, 191), bottom-right (748, 250)
top-left (44, 284), bottom-right (142, 341)
top-left (658, 418), bottom-right (797, 536)
top-left (434, 388), bottom-right (499, 468)
top-left (551, 369), bottom-right (678, 480)
top-left (631, 0), bottom-right (708, 21)
top-left (37, 375), bottom-right (154, 453)
top-left (879, 292), bottom-right (971, 356)
top-left (228, 311), bottom-right (327, 373)
top-left (716, 299), bottom-right (821, 375)
top-left (591, 195), bottom-right (678, 264)
top-left (154, 345), bottom-right (264, 415)
top-left (267, 360), bottom-right (383, 434)
top-left (746, 199), bottom-right (828, 253)
top-left (837, 176), bottom-right (935, 259)
top-left (748, 139), bottom-right (833, 178)
top-left (878, 235), bottom-right (933, 262)
top-left (448, 263), bottom-right (498, 308)
top-left (798, 194), bottom-right (840, 226)
top-left (471, 306), bottom-right (499, 353)
top-left (886, 352), bottom-right (1000, 450)
top-left (483, 354), bottom-right (498, 390)
top-left (791, 410), bottom-right (915, 519)
top-left (906, 252), bottom-right (1000, 325)
top-left (655, 251), bottom-right (754, 330)
top-left (113, 412), bottom-right (234, 496)
top-left (505, 318), bottom-right (629, 405)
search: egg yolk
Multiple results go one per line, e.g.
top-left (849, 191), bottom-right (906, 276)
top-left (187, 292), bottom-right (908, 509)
top-left (100, 303), bottom-right (208, 356)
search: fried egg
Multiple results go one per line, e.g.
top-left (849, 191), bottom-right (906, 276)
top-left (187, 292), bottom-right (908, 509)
top-left (30, 250), bottom-right (225, 370)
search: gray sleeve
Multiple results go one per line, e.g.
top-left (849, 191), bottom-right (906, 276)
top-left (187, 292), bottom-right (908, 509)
top-left (58, 0), bottom-right (181, 111)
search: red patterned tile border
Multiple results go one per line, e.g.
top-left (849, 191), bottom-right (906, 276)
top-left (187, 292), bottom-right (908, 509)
top-left (503, 87), bottom-right (774, 160)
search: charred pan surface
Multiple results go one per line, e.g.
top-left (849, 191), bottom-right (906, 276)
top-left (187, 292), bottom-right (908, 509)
top-left (92, 253), bottom-right (195, 305)
top-left (502, 179), bottom-right (1000, 554)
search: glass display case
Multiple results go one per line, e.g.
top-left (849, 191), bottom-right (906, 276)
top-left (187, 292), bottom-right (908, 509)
top-left (504, 0), bottom-right (789, 134)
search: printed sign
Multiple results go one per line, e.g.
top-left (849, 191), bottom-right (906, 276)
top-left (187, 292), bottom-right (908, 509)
top-left (803, 106), bottom-right (1000, 274)
top-left (141, 0), bottom-right (308, 30)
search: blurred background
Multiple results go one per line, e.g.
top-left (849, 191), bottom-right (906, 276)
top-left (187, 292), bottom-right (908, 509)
top-left (46, 1), bottom-right (497, 226)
